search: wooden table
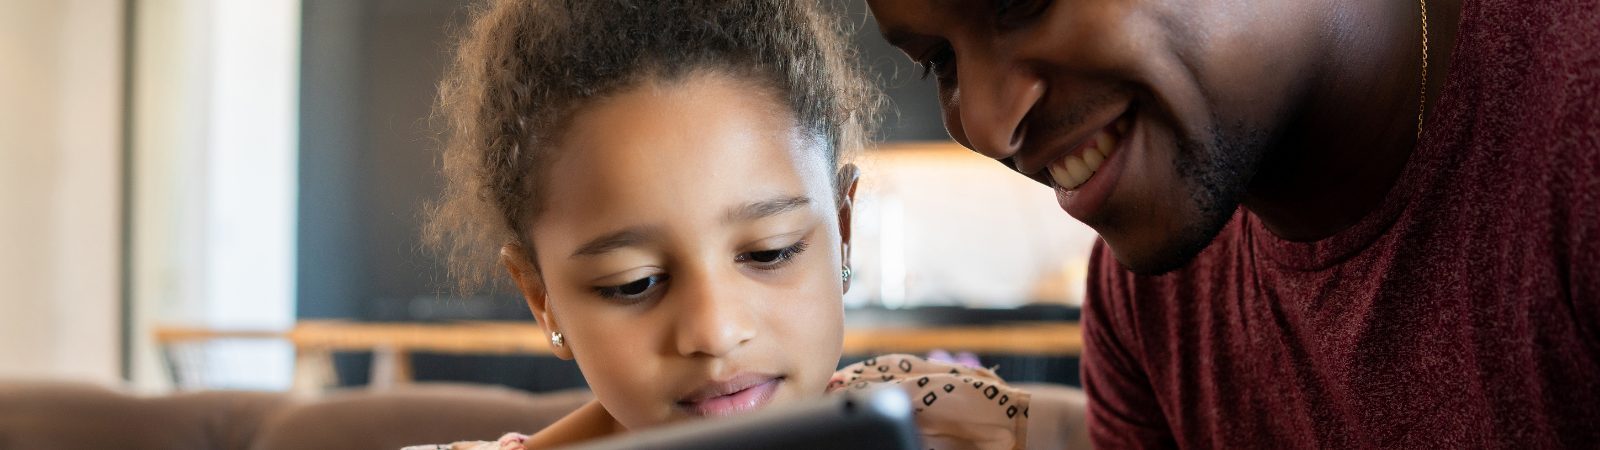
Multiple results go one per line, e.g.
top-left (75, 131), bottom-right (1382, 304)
top-left (155, 320), bottom-right (1081, 392)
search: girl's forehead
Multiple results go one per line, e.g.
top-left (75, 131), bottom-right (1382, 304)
top-left (535, 73), bottom-right (836, 234)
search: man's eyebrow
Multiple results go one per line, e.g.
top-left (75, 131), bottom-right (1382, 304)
top-left (725, 195), bottom-right (813, 225)
top-left (569, 227), bottom-right (657, 259)
top-left (880, 29), bottom-right (916, 49)
top-left (877, 1), bottom-right (955, 51)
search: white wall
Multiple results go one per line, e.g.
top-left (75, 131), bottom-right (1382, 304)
top-left (126, 0), bottom-right (300, 389)
top-left (128, 0), bottom-right (300, 391)
top-left (0, 0), bottom-right (300, 389)
top-left (845, 144), bottom-right (1099, 308)
top-left (0, 0), bottom-right (126, 383)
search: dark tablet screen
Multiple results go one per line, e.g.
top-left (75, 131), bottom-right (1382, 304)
top-left (558, 386), bottom-right (920, 450)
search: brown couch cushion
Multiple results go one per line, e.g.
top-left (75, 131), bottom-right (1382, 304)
top-left (0, 380), bottom-right (291, 450)
top-left (2, 381), bottom-right (1077, 449)
top-left (251, 384), bottom-right (591, 450)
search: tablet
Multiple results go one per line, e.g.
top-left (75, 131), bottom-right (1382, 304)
top-left (557, 385), bottom-right (921, 450)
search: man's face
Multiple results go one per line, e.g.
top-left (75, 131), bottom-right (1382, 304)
top-left (868, 0), bottom-right (1319, 273)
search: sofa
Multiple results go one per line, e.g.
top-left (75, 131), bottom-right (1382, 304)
top-left (0, 380), bottom-right (1087, 449)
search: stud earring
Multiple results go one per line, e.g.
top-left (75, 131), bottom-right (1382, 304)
top-left (550, 332), bottom-right (564, 347)
top-left (841, 265), bottom-right (852, 283)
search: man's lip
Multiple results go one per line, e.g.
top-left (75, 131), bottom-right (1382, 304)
top-left (1056, 111), bottom-right (1133, 221)
top-left (1012, 103), bottom-right (1133, 180)
top-left (676, 373), bottom-right (782, 404)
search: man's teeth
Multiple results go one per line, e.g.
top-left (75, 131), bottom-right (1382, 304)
top-left (1082, 146), bottom-right (1104, 168)
top-left (1048, 131), bottom-right (1118, 190)
top-left (1064, 155), bottom-right (1092, 181)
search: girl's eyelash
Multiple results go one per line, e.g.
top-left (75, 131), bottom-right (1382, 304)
top-left (593, 273), bottom-right (668, 303)
top-left (590, 240), bottom-right (808, 302)
top-left (738, 240), bottom-right (809, 270)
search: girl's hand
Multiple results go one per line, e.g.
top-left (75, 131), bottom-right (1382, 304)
top-left (829, 354), bottom-right (1031, 450)
top-left (404, 432), bottom-right (528, 450)
top-left (495, 432), bottom-right (530, 450)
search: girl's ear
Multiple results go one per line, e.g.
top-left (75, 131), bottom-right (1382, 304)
top-left (835, 164), bottom-right (861, 292)
top-left (501, 243), bottom-right (574, 360)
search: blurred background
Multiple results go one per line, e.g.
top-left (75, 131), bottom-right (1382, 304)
top-left (1, 0), bottom-right (1099, 397)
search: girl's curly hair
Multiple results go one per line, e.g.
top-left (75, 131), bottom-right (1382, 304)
top-left (423, 0), bottom-right (880, 294)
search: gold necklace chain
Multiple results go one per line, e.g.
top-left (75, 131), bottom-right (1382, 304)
top-left (1417, 0), bottom-right (1430, 139)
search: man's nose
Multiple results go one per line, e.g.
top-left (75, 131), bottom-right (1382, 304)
top-left (945, 59), bottom-right (1047, 162)
top-left (671, 269), bottom-right (758, 358)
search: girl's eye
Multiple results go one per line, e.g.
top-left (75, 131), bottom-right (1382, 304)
top-left (737, 240), bottom-right (809, 270)
top-left (594, 274), bottom-right (668, 302)
top-left (917, 44), bottom-right (957, 82)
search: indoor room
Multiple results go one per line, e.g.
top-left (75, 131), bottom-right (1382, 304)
top-left (6, 0), bottom-right (1595, 448)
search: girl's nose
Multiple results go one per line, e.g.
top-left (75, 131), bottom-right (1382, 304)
top-left (672, 271), bottom-right (758, 358)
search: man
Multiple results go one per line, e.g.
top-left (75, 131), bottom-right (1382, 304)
top-left (867, 0), bottom-right (1597, 447)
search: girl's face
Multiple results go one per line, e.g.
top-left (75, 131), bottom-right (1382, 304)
top-left (505, 71), bottom-right (853, 430)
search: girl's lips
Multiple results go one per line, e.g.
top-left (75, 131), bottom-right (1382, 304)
top-left (676, 375), bottom-right (783, 417)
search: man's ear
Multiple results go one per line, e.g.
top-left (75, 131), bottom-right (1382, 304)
top-left (835, 163), bottom-right (861, 292)
top-left (501, 243), bottom-right (573, 360)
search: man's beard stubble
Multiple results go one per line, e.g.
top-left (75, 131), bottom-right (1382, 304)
top-left (1119, 119), bottom-right (1269, 276)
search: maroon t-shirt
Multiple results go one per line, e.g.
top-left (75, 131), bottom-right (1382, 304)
top-left (1081, 0), bottom-right (1600, 447)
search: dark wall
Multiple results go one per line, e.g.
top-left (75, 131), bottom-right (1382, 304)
top-left (297, 0), bottom-right (947, 324)
top-left (299, 0), bottom-right (498, 321)
top-left (843, 0), bottom-right (950, 142)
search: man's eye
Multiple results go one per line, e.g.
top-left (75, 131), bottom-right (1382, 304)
top-left (595, 274), bottom-right (667, 301)
top-left (737, 240), bottom-right (809, 269)
top-left (918, 44), bottom-right (957, 81)
top-left (995, 0), bottom-right (1051, 29)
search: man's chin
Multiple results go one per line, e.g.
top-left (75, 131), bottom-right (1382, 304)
top-left (1107, 243), bottom-right (1198, 276)
top-left (1101, 212), bottom-right (1238, 276)
top-left (1082, 107), bottom-right (1266, 277)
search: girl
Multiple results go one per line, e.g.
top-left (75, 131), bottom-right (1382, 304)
top-left (420, 1), bottom-right (1028, 448)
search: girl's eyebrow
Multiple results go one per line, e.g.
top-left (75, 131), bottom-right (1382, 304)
top-left (723, 195), bottom-right (812, 225)
top-left (569, 195), bottom-right (810, 259)
top-left (569, 226), bottom-right (660, 259)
